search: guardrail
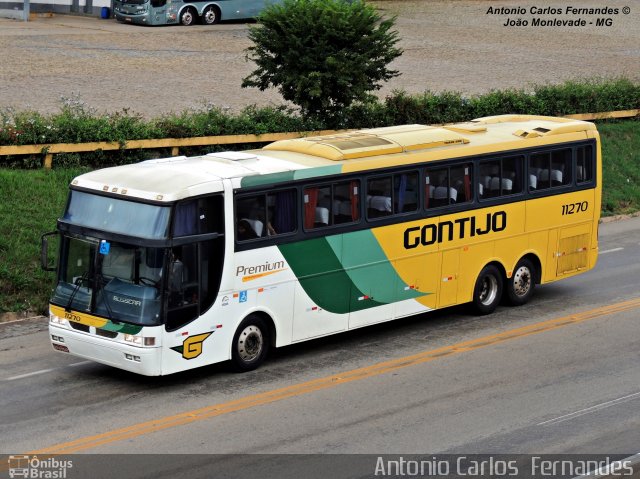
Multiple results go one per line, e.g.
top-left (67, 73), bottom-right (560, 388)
top-left (0, 109), bottom-right (637, 169)
top-left (0, 130), bottom-right (341, 169)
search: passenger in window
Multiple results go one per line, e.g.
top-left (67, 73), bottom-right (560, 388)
top-left (237, 220), bottom-right (258, 241)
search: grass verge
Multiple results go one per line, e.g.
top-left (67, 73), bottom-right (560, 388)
top-left (0, 168), bottom-right (88, 315)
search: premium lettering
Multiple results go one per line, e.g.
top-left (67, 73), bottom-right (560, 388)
top-left (236, 260), bottom-right (286, 277)
top-left (404, 211), bottom-right (507, 249)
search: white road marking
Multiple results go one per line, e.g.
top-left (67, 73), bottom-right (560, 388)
top-left (538, 391), bottom-right (640, 426)
top-left (5, 368), bottom-right (57, 381)
top-left (599, 247), bottom-right (624, 254)
top-left (3, 361), bottom-right (92, 381)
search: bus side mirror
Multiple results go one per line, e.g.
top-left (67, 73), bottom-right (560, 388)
top-left (41, 231), bottom-right (58, 272)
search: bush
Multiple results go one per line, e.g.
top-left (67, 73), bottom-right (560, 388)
top-left (0, 79), bottom-right (638, 167)
top-left (242, 0), bottom-right (402, 125)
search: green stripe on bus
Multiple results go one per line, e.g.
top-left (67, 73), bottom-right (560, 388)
top-left (327, 230), bottom-right (426, 304)
top-left (241, 171), bottom-right (295, 188)
top-left (240, 165), bottom-right (343, 188)
top-left (100, 322), bottom-right (143, 335)
top-left (278, 237), bottom-right (384, 314)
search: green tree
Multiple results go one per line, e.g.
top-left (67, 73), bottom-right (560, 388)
top-left (242, 0), bottom-right (403, 125)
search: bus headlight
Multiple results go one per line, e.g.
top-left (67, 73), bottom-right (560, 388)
top-left (50, 313), bottom-right (69, 326)
top-left (124, 334), bottom-right (156, 347)
top-left (124, 334), bottom-right (143, 345)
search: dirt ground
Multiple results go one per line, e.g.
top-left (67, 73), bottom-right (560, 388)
top-left (0, 0), bottom-right (638, 118)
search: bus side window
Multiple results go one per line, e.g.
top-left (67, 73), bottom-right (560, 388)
top-left (530, 152), bottom-right (550, 190)
top-left (425, 167), bottom-right (450, 208)
top-left (425, 165), bottom-right (470, 208)
top-left (236, 189), bottom-right (297, 240)
top-left (577, 145), bottom-right (594, 183)
top-left (479, 157), bottom-right (522, 198)
top-left (501, 156), bottom-right (523, 196)
top-left (450, 164), bottom-right (472, 203)
top-left (236, 195), bottom-right (266, 239)
top-left (394, 171), bottom-right (419, 213)
top-left (550, 148), bottom-right (572, 187)
top-left (367, 177), bottom-right (392, 218)
top-left (267, 190), bottom-right (297, 235)
top-left (305, 181), bottom-right (359, 229)
top-left (174, 196), bottom-right (224, 237)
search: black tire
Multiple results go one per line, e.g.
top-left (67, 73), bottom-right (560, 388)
top-left (505, 258), bottom-right (536, 306)
top-left (472, 264), bottom-right (503, 315)
top-left (180, 7), bottom-right (197, 26)
top-left (231, 315), bottom-right (269, 372)
top-left (202, 5), bottom-right (220, 25)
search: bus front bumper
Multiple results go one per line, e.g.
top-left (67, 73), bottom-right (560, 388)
top-left (50, 324), bottom-right (162, 376)
top-left (114, 11), bottom-right (150, 24)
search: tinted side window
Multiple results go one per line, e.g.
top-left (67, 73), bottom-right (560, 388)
top-left (367, 171), bottom-right (418, 219)
top-left (304, 180), bottom-right (360, 229)
top-left (426, 163), bottom-right (472, 208)
top-left (174, 195), bottom-right (224, 237)
top-left (479, 157), bottom-right (522, 199)
top-left (551, 149), bottom-right (572, 187)
top-left (530, 149), bottom-right (571, 191)
top-left (577, 145), bottom-right (594, 183)
top-left (236, 189), bottom-right (297, 241)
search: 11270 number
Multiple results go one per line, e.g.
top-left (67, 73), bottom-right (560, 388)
top-left (561, 201), bottom-right (588, 215)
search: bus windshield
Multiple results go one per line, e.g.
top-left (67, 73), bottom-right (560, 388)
top-left (63, 190), bottom-right (170, 239)
top-left (52, 236), bottom-right (166, 326)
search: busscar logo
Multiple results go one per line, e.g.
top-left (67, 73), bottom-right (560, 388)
top-left (112, 295), bottom-right (142, 307)
top-left (8, 455), bottom-right (73, 479)
top-left (170, 332), bottom-right (213, 360)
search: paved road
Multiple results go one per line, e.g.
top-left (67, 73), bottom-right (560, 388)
top-left (1, 217), bottom-right (639, 477)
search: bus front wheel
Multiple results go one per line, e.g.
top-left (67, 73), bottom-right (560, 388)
top-left (506, 258), bottom-right (536, 306)
top-left (472, 265), bottom-right (503, 315)
top-left (180, 7), bottom-right (197, 26)
top-left (202, 6), bottom-right (220, 25)
top-left (231, 315), bottom-right (269, 372)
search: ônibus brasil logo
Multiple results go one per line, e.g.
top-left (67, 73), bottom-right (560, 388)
top-left (8, 455), bottom-right (72, 479)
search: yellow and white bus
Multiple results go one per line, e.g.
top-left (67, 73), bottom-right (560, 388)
top-left (42, 114), bottom-right (601, 375)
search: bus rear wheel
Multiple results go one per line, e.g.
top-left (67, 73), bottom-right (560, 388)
top-left (202, 6), bottom-right (220, 25)
top-left (506, 258), bottom-right (535, 306)
top-left (472, 265), bottom-right (503, 315)
top-left (231, 315), bottom-right (269, 372)
top-left (180, 7), bottom-right (197, 26)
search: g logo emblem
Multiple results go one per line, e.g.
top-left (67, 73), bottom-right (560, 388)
top-left (171, 332), bottom-right (212, 359)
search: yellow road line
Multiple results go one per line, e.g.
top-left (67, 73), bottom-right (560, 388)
top-left (28, 297), bottom-right (640, 455)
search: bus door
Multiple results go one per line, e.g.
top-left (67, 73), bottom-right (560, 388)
top-left (150, 0), bottom-right (171, 23)
top-left (437, 248), bottom-right (459, 308)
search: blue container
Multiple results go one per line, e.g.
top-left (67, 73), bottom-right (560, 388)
top-left (100, 6), bottom-right (110, 18)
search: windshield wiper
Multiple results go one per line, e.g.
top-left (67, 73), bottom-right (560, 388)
top-left (95, 272), bottom-right (120, 324)
top-left (65, 271), bottom-right (88, 312)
